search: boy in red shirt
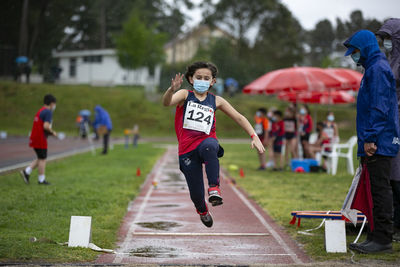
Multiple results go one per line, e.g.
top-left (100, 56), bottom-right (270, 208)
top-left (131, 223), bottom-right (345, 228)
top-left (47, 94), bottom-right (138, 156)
top-left (20, 94), bottom-right (57, 185)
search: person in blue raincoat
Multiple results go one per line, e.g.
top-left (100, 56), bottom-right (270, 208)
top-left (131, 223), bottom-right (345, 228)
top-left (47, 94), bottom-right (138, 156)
top-left (93, 105), bottom-right (112, 154)
top-left (376, 18), bottom-right (400, 242)
top-left (344, 30), bottom-right (400, 254)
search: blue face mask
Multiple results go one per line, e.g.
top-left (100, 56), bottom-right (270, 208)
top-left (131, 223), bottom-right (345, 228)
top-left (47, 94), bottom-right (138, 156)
top-left (327, 115), bottom-right (334, 122)
top-left (383, 39), bottom-right (392, 52)
top-left (351, 52), bottom-right (361, 63)
top-left (193, 79), bottom-right (211, 93)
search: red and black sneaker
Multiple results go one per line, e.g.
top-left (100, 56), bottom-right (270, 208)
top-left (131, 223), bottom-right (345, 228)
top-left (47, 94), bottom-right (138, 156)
top-left (198, 210), bottom-right (213, 228)
top-left (208, 186), bottom-right (223, 206)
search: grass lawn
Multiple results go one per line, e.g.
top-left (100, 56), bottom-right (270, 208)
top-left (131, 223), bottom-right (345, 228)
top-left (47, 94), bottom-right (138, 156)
top-left (0, 144), bottom-right (164, 263)
top-left (0, 81), bottom-right (356, 139)
top-left (219, 143), bottom-right (400, 263)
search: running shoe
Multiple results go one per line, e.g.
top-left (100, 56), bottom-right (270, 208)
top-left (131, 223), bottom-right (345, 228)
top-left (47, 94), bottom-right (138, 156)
top-left (208, 186), bottom-right (223, 206)
top-left (20, 170), bottom-right (30, 184)
top-left (198, 211), bottom-right (213, 228)
top-left (38, 180), bottom-right (51, 185)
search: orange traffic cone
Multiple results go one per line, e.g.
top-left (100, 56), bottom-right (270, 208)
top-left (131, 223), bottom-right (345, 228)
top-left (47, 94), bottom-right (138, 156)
top-left (136, 167), bottom-right (141, 177)
top-left (239, 168), bottom-right (245, 178)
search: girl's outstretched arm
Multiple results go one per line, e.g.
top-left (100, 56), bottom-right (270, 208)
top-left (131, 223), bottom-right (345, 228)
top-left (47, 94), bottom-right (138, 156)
top-left (162, 73), bottom-right (188, 106)
top-left (216, 96), bottom-right (265, 153)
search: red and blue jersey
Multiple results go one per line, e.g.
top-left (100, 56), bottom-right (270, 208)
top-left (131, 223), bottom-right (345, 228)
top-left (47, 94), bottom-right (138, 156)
top-left (29, 106), bottom-right (52, 149)
top-left (271, 120), bottom-right (285, 146)
top-left (175, 91), bottom-right (217, 155)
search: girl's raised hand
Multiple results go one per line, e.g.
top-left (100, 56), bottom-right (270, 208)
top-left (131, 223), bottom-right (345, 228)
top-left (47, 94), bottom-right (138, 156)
top-left (171, 73), bottom-right (184, 91)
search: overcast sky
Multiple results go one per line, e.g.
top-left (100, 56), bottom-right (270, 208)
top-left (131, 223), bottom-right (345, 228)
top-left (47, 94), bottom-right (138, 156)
top-left (280, 0), bottom-right (400, 30)
top-left (183, 0), bottom-right (400, 31)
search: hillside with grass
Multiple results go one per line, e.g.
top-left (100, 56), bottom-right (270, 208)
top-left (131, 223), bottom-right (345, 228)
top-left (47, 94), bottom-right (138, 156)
top-left (0, 82), bottom-right (357, 139)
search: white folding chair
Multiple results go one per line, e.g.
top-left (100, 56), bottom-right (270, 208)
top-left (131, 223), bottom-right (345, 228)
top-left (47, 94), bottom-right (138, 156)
top-left (321, 136), bottom-right (357, 175)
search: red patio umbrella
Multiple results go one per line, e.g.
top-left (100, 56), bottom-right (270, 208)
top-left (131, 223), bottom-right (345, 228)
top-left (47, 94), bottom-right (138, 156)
top-left (243, 67), bottom-right (343, 95)
top-left (278, 91), bottom-right (355, 105)
top-left (325, 68), bottom-right (363, 91)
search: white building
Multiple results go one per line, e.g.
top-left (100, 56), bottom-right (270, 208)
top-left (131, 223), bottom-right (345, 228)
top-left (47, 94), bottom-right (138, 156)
top-left (52, 49), bottom-right (160, 87)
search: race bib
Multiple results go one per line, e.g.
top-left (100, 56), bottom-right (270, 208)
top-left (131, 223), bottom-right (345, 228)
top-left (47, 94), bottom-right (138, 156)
top-left (284, 120), bottom-right (295, 132)
top-left (183, 101), bottom-right (214, 134)
top-left (323, 127), bottom-right (334, 138)
top-left (254, 123), bottom-right (263, 135)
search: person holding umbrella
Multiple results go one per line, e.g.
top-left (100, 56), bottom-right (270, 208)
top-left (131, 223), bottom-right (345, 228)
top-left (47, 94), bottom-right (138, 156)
top-left (344, 29), bottom-right (400, 253)
top-left (377, 18), bottom-right (400, 242)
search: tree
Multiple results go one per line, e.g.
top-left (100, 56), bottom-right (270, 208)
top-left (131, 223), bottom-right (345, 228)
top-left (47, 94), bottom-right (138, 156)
top-left (115, 10), bottom-right (166, 70)
top-left (203, 0), bottom-right (278, 57)
top-left (253, 3), bottom-right (304, 71)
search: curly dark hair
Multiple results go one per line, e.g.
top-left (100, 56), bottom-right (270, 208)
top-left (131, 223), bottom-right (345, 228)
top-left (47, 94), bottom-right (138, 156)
top-left (184, 61), bottom-right (218, 85)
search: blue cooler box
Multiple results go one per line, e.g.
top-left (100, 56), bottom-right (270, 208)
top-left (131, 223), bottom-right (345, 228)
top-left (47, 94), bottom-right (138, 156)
top-left (290, 159), bottom-right (319, 172)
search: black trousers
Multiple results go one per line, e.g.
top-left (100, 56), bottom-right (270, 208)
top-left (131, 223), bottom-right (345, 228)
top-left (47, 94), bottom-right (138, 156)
top-left (103, 131), bottom-right (111, 154)
top-left (391, 180), bottom-right (400, 229)
top-left (362, 155), bottom-right (393, 244)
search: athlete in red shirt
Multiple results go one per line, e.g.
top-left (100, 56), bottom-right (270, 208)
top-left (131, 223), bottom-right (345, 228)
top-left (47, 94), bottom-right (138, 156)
top-left (20, 94), bottom-right (57, 185)
top-left (162, 62), bottom-right (264, 227)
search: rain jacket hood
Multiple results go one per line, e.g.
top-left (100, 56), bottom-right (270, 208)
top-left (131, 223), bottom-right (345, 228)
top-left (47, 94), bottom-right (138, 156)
top-left (344, 30), bottom-right (382, 68)
top-left (93, 105), bottom-right (112, 130)
top-left (377, 18), bottom-right (400, 82)
top-left (344, 30), bottom-right (400, 157)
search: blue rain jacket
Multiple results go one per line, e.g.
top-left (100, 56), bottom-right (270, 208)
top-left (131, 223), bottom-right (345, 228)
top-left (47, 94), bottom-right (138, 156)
top-left (344, 30), bottom-right (400, 157)
top-left (93, 105), bottom-right (112, 131)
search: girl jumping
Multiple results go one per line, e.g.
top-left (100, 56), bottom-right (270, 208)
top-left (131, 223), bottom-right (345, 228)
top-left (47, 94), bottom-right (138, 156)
top-left (162, 61), bottom-right (265, 227)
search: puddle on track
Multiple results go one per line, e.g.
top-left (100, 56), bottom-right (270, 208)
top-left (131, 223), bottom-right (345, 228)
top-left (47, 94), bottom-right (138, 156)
top-left (164, 172), bottom-right (183, 182)
top-left (153, 204), bottom-right (180, 208)
top-left (136, 221), bottom-right (182, 231)
top-left (130, 246), bottom-right (178, 258)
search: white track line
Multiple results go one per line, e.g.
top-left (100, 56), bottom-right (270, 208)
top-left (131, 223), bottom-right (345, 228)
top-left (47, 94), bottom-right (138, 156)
top-left (228, 183), bottom-right (302, 264)
top-left (131, 232), bottom-right (270, 236)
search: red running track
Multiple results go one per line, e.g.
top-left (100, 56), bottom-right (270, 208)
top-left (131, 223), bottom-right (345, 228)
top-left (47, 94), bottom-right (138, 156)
top-left (96, 145), bottom-right (310, 265)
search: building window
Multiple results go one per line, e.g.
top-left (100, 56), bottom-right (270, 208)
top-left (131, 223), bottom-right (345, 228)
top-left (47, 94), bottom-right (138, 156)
top-left (83, 55), bottom-right (102, 63)
top-left (69, 58), bottom-right (76, 77)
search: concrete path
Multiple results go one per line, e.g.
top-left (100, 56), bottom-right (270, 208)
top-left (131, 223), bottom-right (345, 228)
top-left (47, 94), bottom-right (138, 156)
top-left (96, 146), bottom-right (310, 265)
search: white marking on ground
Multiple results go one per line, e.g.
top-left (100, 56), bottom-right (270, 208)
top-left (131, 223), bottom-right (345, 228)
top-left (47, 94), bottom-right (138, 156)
top-left (228, 182), bottom-right (303, 264)
top-left (132, 232), bottom-right (270, 236)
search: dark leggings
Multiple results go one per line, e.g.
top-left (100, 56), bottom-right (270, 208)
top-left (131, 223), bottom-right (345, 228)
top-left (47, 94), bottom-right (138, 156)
top-left (179, 138), bottom-right (221, 213)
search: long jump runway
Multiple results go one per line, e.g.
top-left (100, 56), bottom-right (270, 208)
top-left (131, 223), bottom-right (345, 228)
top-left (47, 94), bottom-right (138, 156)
top-left (96, 145), bottom-right (310, 265)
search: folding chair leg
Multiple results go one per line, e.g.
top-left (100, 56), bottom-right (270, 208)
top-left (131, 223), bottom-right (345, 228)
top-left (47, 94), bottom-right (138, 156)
top-left (346, 156), bottom-right (354, 175)
top-left (331, 156), bottom-right (339, 175)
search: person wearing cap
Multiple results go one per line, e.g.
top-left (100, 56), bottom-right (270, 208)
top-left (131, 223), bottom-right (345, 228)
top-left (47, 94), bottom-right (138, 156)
top-left (377, 18), bottom-right (400, 242)
top-left (343, 30), bottom-right (400, 253)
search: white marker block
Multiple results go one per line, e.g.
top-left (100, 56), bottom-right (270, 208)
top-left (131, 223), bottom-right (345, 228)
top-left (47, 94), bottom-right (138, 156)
top-left (68, 216), bottom-right (92, 248)
top-left (325, 220), bottom-right (347, 253)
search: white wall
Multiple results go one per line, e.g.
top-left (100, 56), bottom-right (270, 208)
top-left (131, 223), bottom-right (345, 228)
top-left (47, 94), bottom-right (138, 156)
top-left (56, 51), bottom-right (160, 87)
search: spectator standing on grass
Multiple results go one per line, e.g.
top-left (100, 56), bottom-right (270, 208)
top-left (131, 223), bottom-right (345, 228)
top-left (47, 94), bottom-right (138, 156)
top-left (377, 18), bottom-right (400, 242)
top-left (299, 105), bottom-right (313, 158)
top-left (270, 110), bottom-right (284, 171)
top-left (254, 108), bottom-right (269, 170)
top-left (344, 29), bottom-right (400, 253)
top-left (93, 105), bottom-right (112, 155)
top-left (20, 94), bottom-right (57, 185)
top-left (283, 106), bottom-right (298, 168)
top-left (132, 124), bottom-right (140, 148)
